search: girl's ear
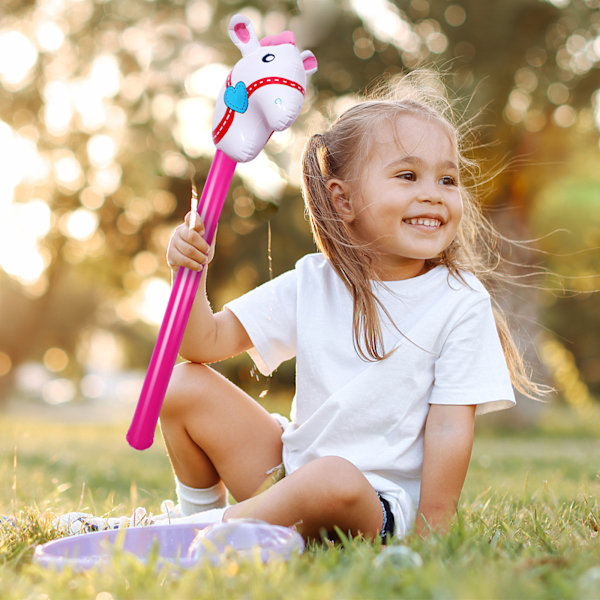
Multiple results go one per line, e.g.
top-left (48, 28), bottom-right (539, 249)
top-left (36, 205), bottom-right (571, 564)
top-left (327, 179), bottom-right (355, 223)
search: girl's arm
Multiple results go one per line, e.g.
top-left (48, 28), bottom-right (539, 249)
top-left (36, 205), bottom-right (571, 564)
top-left (166, 212), bottom-right (252, 363)
top-left (415, 403), bottom-right (476, 537)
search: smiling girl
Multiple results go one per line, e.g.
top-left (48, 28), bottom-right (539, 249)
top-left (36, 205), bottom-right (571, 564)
top-left (157, 70), bottom-right (536, 542)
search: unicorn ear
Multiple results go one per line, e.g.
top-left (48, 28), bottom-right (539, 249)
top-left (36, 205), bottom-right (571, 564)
top-left (300, 50), bottom-right (318, 76)
top-left (228, 14), bottom-right (261, 56)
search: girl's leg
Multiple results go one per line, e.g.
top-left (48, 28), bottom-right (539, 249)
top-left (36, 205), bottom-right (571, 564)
top-left (224, 456), bottom-right (384, 541)
top-left (160, 362), bottom-right (284, 502)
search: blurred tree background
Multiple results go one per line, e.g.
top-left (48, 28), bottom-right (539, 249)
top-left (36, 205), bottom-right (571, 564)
top-left (0, 0), bottom-right (598, 420)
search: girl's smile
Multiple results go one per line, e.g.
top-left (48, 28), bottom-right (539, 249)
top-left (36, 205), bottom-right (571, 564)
top-left (336, 113), bottom-right (463, 281)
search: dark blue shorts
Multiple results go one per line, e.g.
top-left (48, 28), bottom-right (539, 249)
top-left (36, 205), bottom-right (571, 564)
top-left (378, 493), bottom-right (395, 543)
top-left (325, 492), bottom-right (395, 544)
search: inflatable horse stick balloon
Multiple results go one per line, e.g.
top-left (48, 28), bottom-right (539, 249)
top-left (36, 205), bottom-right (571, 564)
top-left (127, 14), bottom-right (317, 450)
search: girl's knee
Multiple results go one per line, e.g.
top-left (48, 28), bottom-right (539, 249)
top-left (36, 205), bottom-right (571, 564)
top-left (161, 362), bottom-right (212, 420)
top-left (309, 456), bottom-right (372, 509)
top-left (302, 457), bottom-right (382, 537)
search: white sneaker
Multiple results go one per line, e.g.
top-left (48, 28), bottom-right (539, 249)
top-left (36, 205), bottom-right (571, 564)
top-left (152, 499), bottom-right (184, 524)
top-left (54, 500), bottom-right (225, 535)
top-left (53, 507), bottom-right (153, 535)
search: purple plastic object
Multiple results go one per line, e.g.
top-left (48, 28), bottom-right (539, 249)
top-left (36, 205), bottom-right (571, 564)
top-left (34, 521), bottom-right (304, 571)
top-left (189, 520), bottom-right (305, 564)
top-left (126, 151), bottom-right (235, 450)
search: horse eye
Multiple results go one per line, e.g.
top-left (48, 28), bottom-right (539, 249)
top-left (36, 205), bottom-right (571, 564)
top-left (262, 53), bottom-right (275, 63)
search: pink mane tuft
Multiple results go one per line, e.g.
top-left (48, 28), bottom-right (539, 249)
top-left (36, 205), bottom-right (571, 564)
top-left (259, 31), bottom-right (296, 47)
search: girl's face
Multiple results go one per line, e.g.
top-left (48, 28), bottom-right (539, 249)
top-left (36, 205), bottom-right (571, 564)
top-left (339, 112), bottom-right (463, 280)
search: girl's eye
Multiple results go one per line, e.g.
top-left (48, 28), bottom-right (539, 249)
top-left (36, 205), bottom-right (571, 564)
top-left (396, 171), bottom-right (416, 181)
top-left (439, 175), bottom-right (457, 186)
top-left (262, 53), bottom-right (275, 63)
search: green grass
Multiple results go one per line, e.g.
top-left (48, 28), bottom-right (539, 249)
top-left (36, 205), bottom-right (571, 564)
top-left (1, 405), bottom-right (599, 599)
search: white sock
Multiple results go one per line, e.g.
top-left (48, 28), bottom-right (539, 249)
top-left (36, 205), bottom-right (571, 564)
top-left (175, 478), bottom-right (227, 516)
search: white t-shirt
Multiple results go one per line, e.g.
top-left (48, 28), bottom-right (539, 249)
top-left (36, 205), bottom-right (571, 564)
top-left (225, 253), bottom-right (515, 536)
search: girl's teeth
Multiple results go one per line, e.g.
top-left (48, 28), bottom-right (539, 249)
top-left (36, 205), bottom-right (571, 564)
top-left (406, 218), bottom-right (441, 227)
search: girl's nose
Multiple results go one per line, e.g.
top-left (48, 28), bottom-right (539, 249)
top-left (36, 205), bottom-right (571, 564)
top-left (416, 181), bottom-right (443, 204)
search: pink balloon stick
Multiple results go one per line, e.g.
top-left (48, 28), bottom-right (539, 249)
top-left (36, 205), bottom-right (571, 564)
top-left (126, 12), bottom-right (316, 450)
top-left (127, 150), bottom-right (236, 450)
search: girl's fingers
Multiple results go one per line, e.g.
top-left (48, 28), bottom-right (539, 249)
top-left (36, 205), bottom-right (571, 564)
top-left (176, 221), bottom-right (211, 253)
top-left (167, 247), bottom-right (208, 272)
top-left (170, 237), bottom-right (210, 269)
top-left (185, 211), bottom-right (205, 234)
top-left (168, 249), bottom-right (207, 273)
top-left (166, 214), bottom-right (215, 272)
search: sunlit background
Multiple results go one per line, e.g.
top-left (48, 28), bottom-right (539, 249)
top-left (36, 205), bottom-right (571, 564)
top-left (0, 0), bottom-right (598, 424)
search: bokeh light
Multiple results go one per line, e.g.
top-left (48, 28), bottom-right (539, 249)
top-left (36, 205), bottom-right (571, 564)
top-left (0, 0), bottom-right (598, 412)
top-left (0, 352), bottom-right (12, 377)
top-left (138, 278), bottom-right (171, 326)
top-left (0, 30), bottom-right (38, 89)
top-left (61, 208), bottom-right (99, 241)
top-left (43, 347), bottom-right (69, 373)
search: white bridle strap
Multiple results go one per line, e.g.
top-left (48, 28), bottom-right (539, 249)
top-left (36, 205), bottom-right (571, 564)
top-left (212, 71), bottom-right (306, 145)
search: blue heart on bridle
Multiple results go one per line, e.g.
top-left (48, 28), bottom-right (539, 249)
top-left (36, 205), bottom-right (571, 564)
top-left (224, 81), bottom-right (248, 113)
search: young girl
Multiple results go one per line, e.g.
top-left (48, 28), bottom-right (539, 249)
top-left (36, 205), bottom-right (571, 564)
top-left (157, 71), bottom-right (530, 543)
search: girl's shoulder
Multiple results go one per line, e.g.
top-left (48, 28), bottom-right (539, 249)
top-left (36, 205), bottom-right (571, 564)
top-left (293, 252), bottom-right (338, 282)
top-left (444, 268), bottom-right (490, 298)
top-left (294, 252), bottom-right (330, 270)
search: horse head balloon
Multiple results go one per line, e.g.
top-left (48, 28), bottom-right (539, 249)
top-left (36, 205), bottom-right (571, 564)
top-left (127, 14), bottom-right (317, 450)
top-left (213, 15), bottom-right (317, 162)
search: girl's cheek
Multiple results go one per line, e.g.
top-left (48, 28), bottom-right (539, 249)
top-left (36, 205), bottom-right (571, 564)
top-left (455, 192), bottom-right (464, 219)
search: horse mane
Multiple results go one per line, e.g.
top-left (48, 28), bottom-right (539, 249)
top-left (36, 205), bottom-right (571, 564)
top-left (259, 31), bottom-right (296, 47)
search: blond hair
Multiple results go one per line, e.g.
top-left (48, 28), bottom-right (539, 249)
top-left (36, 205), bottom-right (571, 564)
top-left (301, 70), bottom-right (541, 398)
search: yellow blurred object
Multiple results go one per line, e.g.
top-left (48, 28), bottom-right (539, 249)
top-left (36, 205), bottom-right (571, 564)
top-left (539, 335), bottom-right (595, 415)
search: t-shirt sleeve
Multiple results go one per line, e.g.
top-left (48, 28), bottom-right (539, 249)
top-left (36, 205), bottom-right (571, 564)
top-left (428, 297), bottom-right (516, 415)
top-left (224, 269), bottom-right (297, 376)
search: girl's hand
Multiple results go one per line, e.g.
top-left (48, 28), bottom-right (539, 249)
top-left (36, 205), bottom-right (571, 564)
top-left (166, 211), bottom-right (215, 274)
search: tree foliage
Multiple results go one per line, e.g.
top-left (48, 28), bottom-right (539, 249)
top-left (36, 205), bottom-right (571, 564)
top-left (0, 0), bottom-right (598, 405)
